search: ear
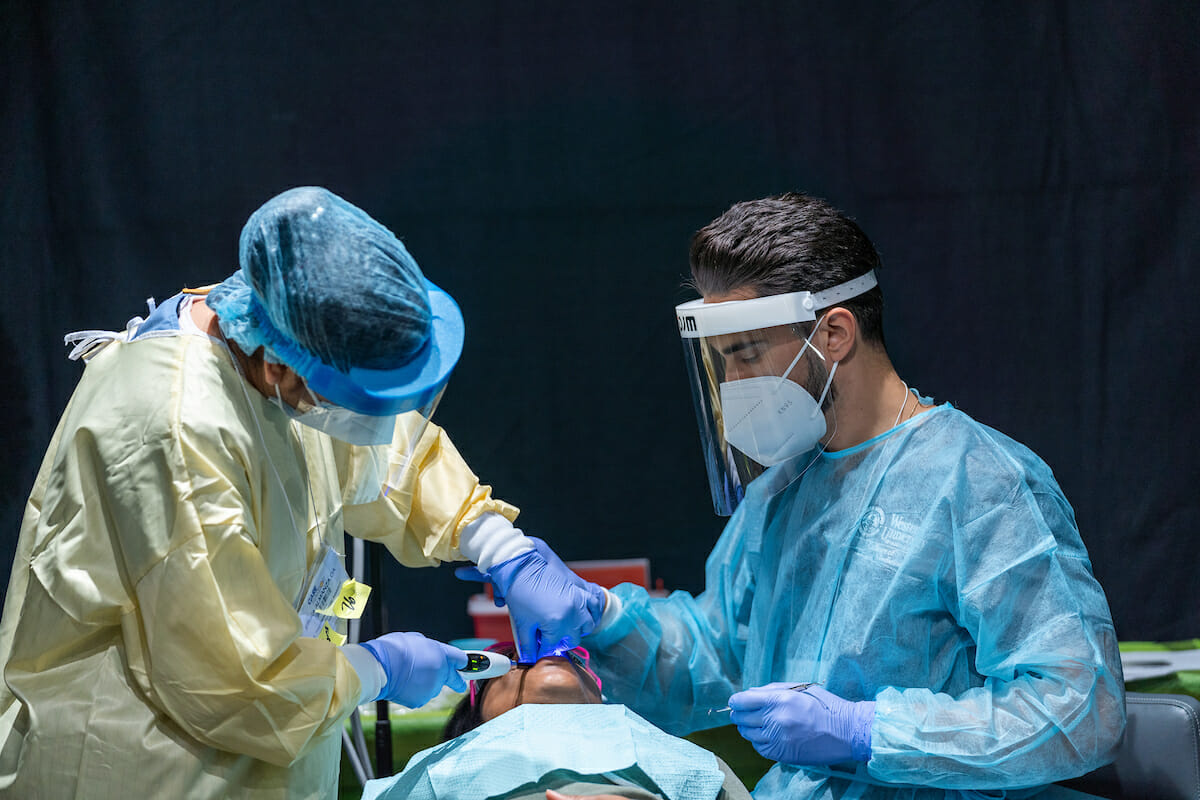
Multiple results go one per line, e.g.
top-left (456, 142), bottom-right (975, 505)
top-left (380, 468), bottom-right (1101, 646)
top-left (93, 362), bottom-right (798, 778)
top-left (262, 361), bottom-right (307, 400)
top-left (262, 359), bottom-right (291, 390)
top-left (820, 307), bottom-right (857, 362)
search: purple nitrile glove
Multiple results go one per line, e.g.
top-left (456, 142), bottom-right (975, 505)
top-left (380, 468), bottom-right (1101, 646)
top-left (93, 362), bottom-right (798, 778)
top-left (360, 631), bottom-right (467, 708)
top-left (728, 683), bottom-right (875, 766)
top-left (455, 537), bottom-right (605, 662)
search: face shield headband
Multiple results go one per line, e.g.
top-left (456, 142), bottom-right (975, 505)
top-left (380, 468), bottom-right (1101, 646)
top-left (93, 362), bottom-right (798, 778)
top-left (264, 278), bottom-right (464, 417)
top-left (674, 271), bottom-right (877, 515)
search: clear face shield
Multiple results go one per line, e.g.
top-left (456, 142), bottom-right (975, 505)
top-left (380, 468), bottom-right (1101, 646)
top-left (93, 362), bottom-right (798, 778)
top-left (284, 279), bottom-right (464, 506)
top-left (291, 387), bottom-right (399, 446)
top-left (382, 388), bottom-right (445, 495)
top-left (675, 271), bottom-right (878, 515)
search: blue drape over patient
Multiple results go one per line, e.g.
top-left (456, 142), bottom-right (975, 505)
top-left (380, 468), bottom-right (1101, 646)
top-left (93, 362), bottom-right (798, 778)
top-left (362, 704), bottom-right (730, 800)
top-left (587, 402), bottom-right (1124, 799)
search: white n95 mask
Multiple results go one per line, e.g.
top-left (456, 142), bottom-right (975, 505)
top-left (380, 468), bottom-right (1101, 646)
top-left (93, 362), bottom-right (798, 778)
top-left (720, 375), bottom-right (824, 466)
top-left (718, 315), bottom-right (838, 466)
top-left (274, 383), bottom-right (397, 447)
top-left (719, 361), bottom-right (837, 466)
top-left (290, 402), bottom-right (396, 447)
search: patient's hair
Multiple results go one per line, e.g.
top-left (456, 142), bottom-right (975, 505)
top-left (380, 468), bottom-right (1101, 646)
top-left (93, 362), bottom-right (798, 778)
top-left (442, 691), bottom-right (487, 740)
top-left (441, 642), bottom-right (601, 740)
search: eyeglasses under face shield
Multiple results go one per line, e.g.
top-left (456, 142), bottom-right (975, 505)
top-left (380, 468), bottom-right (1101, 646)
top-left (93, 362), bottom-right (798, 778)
top-left (674, 271), bottom-right (878, 516)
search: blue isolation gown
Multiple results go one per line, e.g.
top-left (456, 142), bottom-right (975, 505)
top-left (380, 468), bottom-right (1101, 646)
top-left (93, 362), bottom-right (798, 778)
top-left (587, 402), bottom-right (1125, 799)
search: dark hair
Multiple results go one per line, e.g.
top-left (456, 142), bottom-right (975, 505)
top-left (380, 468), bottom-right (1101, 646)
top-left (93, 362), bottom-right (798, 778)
top-left (689, 192), bottom-right (886, 347)
top-left (441, 690), bottom-right (486, 740)
top-left (440, 642), bottom-right (518, 741)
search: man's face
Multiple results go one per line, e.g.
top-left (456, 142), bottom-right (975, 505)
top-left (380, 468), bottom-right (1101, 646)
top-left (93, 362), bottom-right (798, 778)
top-left (708, 323), bottom-right (811, 384)
top-left (479, 653), bottom-right (602, 723)
top-left (702, 287), bottom-right (825, 391)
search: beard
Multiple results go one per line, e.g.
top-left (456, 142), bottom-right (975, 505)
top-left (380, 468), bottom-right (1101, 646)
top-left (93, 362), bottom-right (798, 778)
top-left (801, 349), bottom-right (834, 410)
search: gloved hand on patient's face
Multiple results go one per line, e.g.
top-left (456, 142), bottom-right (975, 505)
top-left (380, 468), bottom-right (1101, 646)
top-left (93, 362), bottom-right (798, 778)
top-left (360, 632), bottom-right (467, 708)
top-left (728, 683), bottom-right (875, 766)
top-left (455, 537), bottom-right (606, 662)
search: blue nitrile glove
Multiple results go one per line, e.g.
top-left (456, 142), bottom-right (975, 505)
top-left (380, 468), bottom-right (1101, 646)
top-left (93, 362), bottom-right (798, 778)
top-left (455, 537), bottom-right (605, 662)
top-left (359, 632), bottom-right (468, 708)
top-left (728, 683), bottom-right (875, 766)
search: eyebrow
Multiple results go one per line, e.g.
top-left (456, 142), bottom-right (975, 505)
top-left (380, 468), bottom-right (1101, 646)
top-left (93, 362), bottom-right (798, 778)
top-left (718, 337), bottom-right (765, 357)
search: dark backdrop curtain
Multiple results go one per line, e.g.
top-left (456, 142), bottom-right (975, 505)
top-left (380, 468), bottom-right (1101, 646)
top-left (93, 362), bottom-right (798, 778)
top-left (3, 1), bottom-right (1197, 642)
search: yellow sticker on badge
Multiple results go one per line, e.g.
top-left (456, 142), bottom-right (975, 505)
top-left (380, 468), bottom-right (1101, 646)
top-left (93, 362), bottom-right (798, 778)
top-left (317, 579), bottom-right (372, 619)
top-left (319, 622), bottom-right (347, 646)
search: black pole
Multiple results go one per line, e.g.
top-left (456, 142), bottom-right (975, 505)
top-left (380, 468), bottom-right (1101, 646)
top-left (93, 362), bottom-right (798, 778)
top-left (371, 541), bottom-right (393, 777)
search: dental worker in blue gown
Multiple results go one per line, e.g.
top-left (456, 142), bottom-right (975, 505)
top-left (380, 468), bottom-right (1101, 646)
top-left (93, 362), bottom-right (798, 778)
top-left (489, 194), bottom-right (1126, 799)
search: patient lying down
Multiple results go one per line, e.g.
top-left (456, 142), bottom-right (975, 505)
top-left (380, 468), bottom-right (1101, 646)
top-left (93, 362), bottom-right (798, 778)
top-left (442, 641), bottom-right (604, 740)
top-left (360, 642), bottom-right (751, 800)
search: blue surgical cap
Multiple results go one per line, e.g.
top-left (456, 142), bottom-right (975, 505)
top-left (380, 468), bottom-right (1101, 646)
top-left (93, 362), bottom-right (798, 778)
top-left (209, 186), bottom-right (431, 374)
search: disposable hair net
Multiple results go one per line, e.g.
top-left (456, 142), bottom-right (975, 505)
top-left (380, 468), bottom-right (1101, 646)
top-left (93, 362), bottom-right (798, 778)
top-left (209, 186), bottom-right (431, 374)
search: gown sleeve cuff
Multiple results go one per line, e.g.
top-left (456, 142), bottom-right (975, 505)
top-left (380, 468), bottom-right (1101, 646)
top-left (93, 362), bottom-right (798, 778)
top-left (597, 588), bottom-right (622, 630)
top-left (458, 511), bottom-right (534, 571)
top-left (343, 643), bottom-right (387, 704)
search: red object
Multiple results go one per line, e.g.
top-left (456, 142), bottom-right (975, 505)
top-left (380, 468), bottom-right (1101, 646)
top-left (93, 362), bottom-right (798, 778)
top-left (567, 558), bottom-right (651, 590)
top-left (468, 557), bottom-right (652, 640)
top-left (468, 594), bottom-right (515, 640)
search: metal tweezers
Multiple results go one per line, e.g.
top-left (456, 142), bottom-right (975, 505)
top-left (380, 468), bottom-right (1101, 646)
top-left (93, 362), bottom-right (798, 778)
top-left (709, 682), bottom-right (818, 714)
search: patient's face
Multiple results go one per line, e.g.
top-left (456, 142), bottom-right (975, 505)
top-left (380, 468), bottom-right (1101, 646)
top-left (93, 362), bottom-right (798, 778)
top-left (479, 654), bottom-right (602, 723)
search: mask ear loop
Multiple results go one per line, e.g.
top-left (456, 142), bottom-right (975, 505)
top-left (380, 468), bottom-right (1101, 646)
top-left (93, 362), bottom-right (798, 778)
top-left (774, 312), bottom-right (829, 391)
top-left (783, 315), bottom-right (841, 481)
top-left (812, 361), bottom-right (838, 419)
top-left (296, 376), bottom-right (323, 413)
top-left (272, 382), bottom-right (293, 415)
